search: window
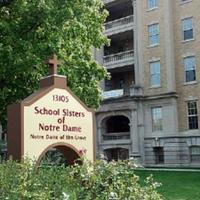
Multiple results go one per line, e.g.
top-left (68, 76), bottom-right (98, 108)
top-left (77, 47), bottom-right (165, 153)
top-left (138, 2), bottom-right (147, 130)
top-left (154, 147), bottom-right (164, 164)
top-left (104, 148), bottom-right (129, 162)
top-left (148, 23), bottom-right (159, 46)
top-left (187, 101), bottom-right (198, 129)
top-left (182, 17), bottom-right (193, 40)
top-left (184, 56), bottom-right (196, 82)
top-left (148, 0), bottom-right (158, 9)
top-left (150, 61), bottom-right (160, 86)
top-left (190, 146), bottom-right (200, 163)
top-left (152, 107), bottom-right (163, 131)
top-left (181, 0), bottom-right (192, 3)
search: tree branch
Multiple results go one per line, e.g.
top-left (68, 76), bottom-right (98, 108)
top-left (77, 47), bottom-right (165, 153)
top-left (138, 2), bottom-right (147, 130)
top-left (21, 21), bottom-right (43, 36)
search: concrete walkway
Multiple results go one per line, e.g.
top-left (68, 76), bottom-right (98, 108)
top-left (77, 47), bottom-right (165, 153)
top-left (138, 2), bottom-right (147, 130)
top-left (136, 167), bottom-right (200, 172)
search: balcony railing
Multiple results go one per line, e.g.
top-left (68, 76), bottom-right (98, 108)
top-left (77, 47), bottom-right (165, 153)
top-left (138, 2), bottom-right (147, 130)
top-left (103, 89), bottom-right (124, 99)
top-left (104, 15), bottom-right (134, 35)
top-left (103, 132), bottom-right (130, 141)
top-left (103, 86), bottom-right (131, 99)
top-left (103, 50), bottom-right (134, 69)
top-left (104, 0), bottom-right (116, 4)
top-left (105, 15), bottom-right (134, 30)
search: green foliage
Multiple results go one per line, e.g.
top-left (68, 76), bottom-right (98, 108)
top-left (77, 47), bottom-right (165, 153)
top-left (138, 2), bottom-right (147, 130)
top-left (0, 159), bottom-right (69, 199)
top-left (41, 149), bottom-right (68, 166)
top-left (0, 159), bottom-right (163, 200)
top-left (0, 0), bottom-right (109, 128)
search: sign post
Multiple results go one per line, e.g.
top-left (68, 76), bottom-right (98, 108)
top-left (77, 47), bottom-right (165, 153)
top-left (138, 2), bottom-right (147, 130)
top-left (7, 55), bottom-right (95, 164)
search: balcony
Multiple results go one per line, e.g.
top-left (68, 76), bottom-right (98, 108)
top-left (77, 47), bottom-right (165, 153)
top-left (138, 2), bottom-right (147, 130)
top-left (102, 132), bottom-right (130, 141)
top-left (103, 89), bottom-right (124, 99)
top-left (103, 50), bottom-right (134, 69)
top-left (104, 0), bottom-right (116, 4)
top-left (103, 85), bottom-right (131, 100)
top-left (104, 15), bottom-right (134, 36)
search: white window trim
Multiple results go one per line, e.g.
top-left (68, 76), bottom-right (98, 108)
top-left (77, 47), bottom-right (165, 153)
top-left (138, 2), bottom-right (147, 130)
top-left (187, 101), bottom-right (199, 130)
top-left (183, 81), bottom-right (197, 86)
top-left (148, 23), bottom-right (160, 47)
top-left (149, 57), bottom-right (160, 63)
top-left (151, 107), bottom-right (163, 132)
top-left (181, 15), bottom-right (193, 20)
top-left (146, 7), bottom-right (158, 12)
top-left (183, 56), bottom-right (196, 84)
top-left (185, 96), bottom-right (198, 101)
top-left (182, 53), bottom-right (195, 58)
top-left (149, 85), bottom-right (162, 89)
top-left (147, 0), bottom-right (158, 10)
top-left (181, 17), bottom-right (194, 41)
top-left (150, 61), bottom-right (161, 87)
top-left (147, 43), bottom-right (160, 48)
top-left (181, 38), bottom-right (195, 44)
top-left (180, 0), bottom-right (193, 5)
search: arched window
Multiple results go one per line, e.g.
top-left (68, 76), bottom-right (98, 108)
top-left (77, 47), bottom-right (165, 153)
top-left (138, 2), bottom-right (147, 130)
top-left (106, 115), bottom-right (130, 133)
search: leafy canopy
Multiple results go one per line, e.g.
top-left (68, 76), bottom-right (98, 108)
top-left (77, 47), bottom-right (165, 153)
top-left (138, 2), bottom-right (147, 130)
top-left (0, 0), bottom-right (108, 128)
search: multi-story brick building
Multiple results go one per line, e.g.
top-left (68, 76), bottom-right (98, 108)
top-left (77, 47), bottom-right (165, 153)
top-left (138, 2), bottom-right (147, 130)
top-left (94, 0), bottom-right (200, 167)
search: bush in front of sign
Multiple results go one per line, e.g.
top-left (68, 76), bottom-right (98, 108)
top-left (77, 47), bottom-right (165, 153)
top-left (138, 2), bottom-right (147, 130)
top-left (0, 158), bottom-right (163, 200)
top-left (65, 159), bottom-right (163, 200)
top-left (0, 158), bottom-right (68, 200)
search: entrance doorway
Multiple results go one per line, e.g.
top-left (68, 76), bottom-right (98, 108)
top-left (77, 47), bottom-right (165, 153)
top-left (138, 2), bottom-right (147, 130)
top-left (154, 147), bottom-right (164, 164)
top-left (37, 143), bottom-right (81, 166)
top-left (104, 148), bottom-right (129, 161)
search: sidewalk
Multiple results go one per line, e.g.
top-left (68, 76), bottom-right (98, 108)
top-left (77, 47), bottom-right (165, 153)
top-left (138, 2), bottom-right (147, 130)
top-left (136, 167), bottom-right (200, 172)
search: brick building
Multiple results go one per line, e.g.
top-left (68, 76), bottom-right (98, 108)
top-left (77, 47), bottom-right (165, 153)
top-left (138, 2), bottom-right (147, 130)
top-left (94, 0), bottom-right (200, 167)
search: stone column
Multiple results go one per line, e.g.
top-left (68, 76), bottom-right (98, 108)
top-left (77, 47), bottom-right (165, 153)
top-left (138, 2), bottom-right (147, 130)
top-left (93, 46), bottom-right (105, 91)
top-left (164, 0), bottom-right (176, 92)
top-left (130, 108), bottom-right (141, 164)
top-left (96, 124), bottom-right (103, 158)
top-left (131, 0), bottom-right (144, 89)
top-left (136, 101), bottom-right (145, 164)
top-left (130, 109), bottom-right (139, 153)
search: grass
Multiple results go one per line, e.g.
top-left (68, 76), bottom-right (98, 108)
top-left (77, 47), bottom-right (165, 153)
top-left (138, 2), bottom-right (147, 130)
top-left (135, 170), bottom-right (200, 200)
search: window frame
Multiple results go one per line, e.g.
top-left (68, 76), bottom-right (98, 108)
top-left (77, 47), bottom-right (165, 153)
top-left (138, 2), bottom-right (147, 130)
top-left (180, 0), bottom-right (192, 5)
top-left (187, 101), bottom-right (198, 130)
top-left (183, 56), bottom-right (196, 83)
top-left (151, 107), bottom-right (163, 132)
top-left (150, 61), bottom-right (161, 87)
top-left (182, 17), bottom-right (194, 41)
top-left (147, 0), bottom-right (158, 10)
top-left (148, 23), bottom-right (160, 46)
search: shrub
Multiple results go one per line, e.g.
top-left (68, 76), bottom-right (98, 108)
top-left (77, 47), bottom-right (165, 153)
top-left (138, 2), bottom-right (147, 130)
top-left (0, 158), bottom-right (163, 200)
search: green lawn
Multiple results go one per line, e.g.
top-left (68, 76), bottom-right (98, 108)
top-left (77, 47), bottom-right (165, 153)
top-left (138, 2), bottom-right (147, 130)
top-left (135, 170), bottom-right (200, 200)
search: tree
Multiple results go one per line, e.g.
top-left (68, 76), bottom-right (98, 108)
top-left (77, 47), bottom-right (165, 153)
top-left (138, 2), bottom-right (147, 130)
top-left (0, 0), bottom-right (108, 128)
